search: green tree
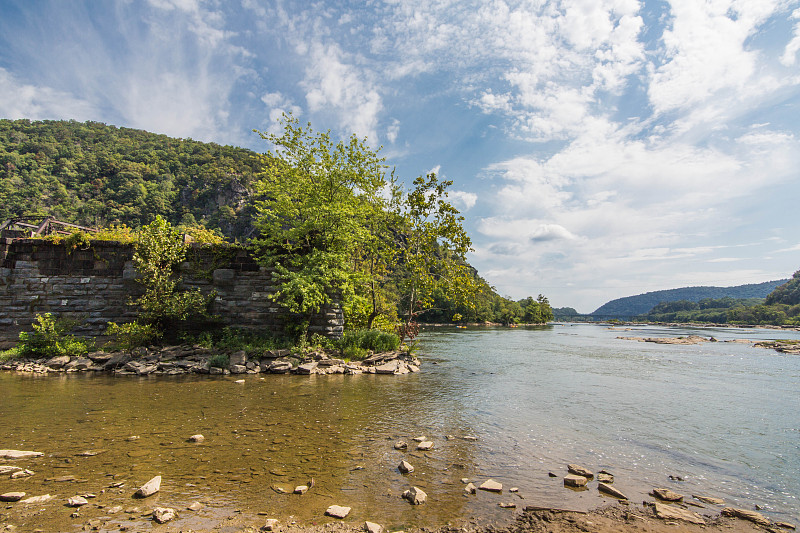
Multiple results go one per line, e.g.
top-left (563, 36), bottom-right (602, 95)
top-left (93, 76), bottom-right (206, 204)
top-left (394, 173), bottom-right (479, 330)
top-left (132, 215), bottom-right (209, 331)
top-left (252, 116), bottom-right (389, 335)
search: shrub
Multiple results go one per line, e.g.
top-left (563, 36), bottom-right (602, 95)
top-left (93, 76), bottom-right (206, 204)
top-left (106, 321), bottom-right (161, 351)
top-left (17, 313), bottom-right (91, 358)
top-left (339, 329), bottom-right (400, 355)
top-left (208, 353), bottom-right (230, 369)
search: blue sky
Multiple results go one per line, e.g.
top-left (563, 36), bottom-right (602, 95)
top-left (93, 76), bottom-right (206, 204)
top-left (1, 0), bottom-right (799, 312)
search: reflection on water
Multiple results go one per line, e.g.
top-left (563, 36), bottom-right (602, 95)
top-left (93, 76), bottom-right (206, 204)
top-left (1, 323), bottom-right (799, 531)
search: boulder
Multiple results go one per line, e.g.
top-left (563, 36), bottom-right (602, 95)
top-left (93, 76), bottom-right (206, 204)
top-left (598, 482), bottom-right (627, 499)
top-left (654, 502), bottom-right (705, 525)
top-left (398, 460), bottom-right (414, 474)
top-left (229, 350), bottom-right (247, 366)
top-left (564, 475), bottom-right (588, 488)
top-left (45, 355), bottom-right (71, 369)
top-left (394, 440), bottom-right (408, 450)
top-left (188, 434), bottom-right (205, 443)
top-left (416, 441), bottom-right (433, 451)
top-left (479, 479), bottom-right (503, 492)
top-left (153, 507), bottom-right (177, 524)
top-left (365, 521), bottom-right (384, 533)
top-left (375, 360), bottom-right (402, 374)
top-left (721, 507), bottom-right (771, 527)
top-left (103, 352), bottom-right (131, 370)
top-left (229, 364), bottom-right (247, 374)
top-left (567, 464), bottom-right (594, 479)
top-left (651, 488), bottom-right (683, 502)
top-left (296, 362), bottom-right (319, 375)
top-left (402, 486), bottom-right (427, 505)
top-left (693, 494), bottom-right (724, 505)
top-left (134, 475), bottom-right (161, 498)
top-left (67, 496), bottom-right (89, 507)
top-left (0, 492), bottom-right (25, 502)
top-left (325, 505), bottom-right (352, 518)
top-left (0, 450), bottom-right (43, 459)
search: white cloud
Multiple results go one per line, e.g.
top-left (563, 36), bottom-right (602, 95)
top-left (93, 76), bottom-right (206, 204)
top-left (780, 8), bottom-right (800, 66)
top-left (300, 41), bottom-right (383, 143)
top-left (530, 224), bottom-right (578, 242)
top-left (0, 68), bottom-right (98, 120)
top-left (260, 92), bottom-right (303, 134)
top-left (449, 190), bottom-right (478, 211)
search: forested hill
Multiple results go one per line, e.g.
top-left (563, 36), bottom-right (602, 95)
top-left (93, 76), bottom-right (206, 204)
top-left (592, 280), bottom-right (789, 318)
top-left (0, 119), bottom-right (261, 239)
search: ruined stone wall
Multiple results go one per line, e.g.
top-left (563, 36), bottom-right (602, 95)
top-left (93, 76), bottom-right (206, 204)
top-left (0, 239), bottom-right (343, 343)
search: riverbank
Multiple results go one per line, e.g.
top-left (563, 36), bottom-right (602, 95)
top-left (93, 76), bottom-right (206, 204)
top-left (0, 345), bottom-right (421, 376)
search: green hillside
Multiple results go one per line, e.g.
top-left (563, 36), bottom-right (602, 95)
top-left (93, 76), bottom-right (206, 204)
top-left (591, 280), bottom-right (788, 318)
top-left (0, 119), bottom-right (260, 239)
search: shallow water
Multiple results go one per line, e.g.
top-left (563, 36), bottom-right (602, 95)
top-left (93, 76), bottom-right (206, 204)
top-left (1, 324), bottom-right (798, 532)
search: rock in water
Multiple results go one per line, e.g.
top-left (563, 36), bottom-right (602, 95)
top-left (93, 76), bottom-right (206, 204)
top-left (402, 486), bottom-right (427, 505)
top-left (416, 441), bottom-right (434, 451)
top-left (651, 488), bottom-right (683, 502)
top-left (67, 496), bottom-right (89, 507)
top-left (654, 502), bottom-right (705, 525)
top-left (564, 475), bottom-right (588, 488)
top-left (188, 434), bottom-right (204, 443)
top-left (393, 440), bottom-right (408, 450)
top-left (20, 494), bottom-right (52, 504)
top-left (0, 492), bottom-right (25, 502)
top-left (464, 483), bottom-right (477, 495)
top-left (598, 482), bottom-right (627, 499)
top-left (326, 505), bottom-right (352, 518)
top-left (721, 507), bottom-right (771, 527)
top-left (135, 475), bottom-right (161, 497)
top-left (693, 494), bottom-right (724, 505)
top-left (294, 485), bottom-right (308, 494)
top-left (264, 519), bottom-right (279, 531)
top-left (479, 479), bottom-right (503, 492)
top-left (398, 460), bottom-right (414, 474)
top-left (153, 507), bottom-right (176, 523)
top-left (0, 450), bottom-right (44, 459)
top-left (597, 472), bottom-right (614, 483)
top-left (365, 521), bottom-right (384, 533)
top-left (0, 466), bottom-right (22, 475)
top-left (567, 464), bottom-right (594, 479)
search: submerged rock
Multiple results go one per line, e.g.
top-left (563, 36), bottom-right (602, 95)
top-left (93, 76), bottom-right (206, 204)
top-left (393, 441), bottom-right (408, 450)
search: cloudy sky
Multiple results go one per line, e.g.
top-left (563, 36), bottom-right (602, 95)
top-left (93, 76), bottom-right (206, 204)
top-left (2, 0), bottom-right (799, 312)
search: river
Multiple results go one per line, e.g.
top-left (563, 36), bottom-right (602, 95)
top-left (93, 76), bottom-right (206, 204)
top-left (1, 323), bottom-right (798, 531)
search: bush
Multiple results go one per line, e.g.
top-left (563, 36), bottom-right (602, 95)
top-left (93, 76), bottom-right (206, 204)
top-left (106, 321), bottom-right (161, 351)
top-left (339, 329), bottom-right (400, 355)
top-left (17, 313), bottom-right (91, 358)
top-left (208, 353), bottom-right (230, 369)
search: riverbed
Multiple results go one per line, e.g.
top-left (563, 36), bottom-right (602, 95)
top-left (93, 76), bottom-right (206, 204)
top-left (1, 324), bottom-right (798, 531)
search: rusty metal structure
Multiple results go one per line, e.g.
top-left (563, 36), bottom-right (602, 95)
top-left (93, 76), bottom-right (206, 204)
top-left (0, 216), bottom-right (98, 240)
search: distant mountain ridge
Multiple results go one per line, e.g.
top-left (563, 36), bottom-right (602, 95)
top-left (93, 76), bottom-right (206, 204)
top-left (591, 280), bottom-right (789, 318)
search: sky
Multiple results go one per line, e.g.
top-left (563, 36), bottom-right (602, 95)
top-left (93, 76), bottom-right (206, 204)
top-left (1, 0), bottom-right (799, 312)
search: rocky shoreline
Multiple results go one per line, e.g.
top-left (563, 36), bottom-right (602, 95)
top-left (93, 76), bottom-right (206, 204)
top-left (1, 446), bottom-right (795, 533)
top-left (0, 345), bottom-right (421, 376)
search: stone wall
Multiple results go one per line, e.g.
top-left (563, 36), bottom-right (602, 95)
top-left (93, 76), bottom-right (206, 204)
top-left (0, 239), bottom-right (343, 343)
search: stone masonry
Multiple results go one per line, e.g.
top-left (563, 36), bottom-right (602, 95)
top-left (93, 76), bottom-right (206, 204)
top-left (0, 238), bottom-right (343, 343)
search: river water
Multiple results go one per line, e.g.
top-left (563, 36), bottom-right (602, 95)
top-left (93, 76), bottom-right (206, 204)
top-left (1, 324), bottom-right (798, 532)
